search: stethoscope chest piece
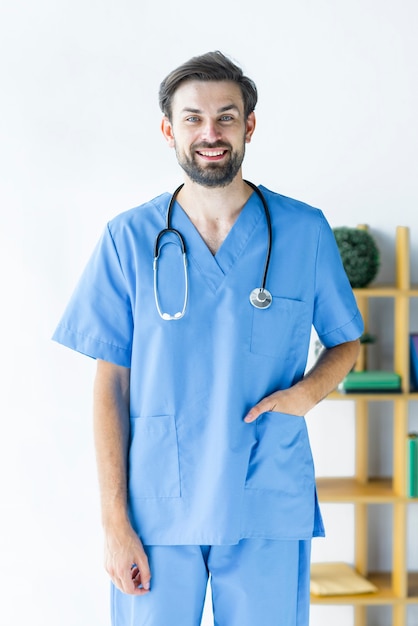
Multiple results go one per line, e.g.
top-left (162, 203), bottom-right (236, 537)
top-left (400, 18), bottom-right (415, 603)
top-left (249, 287), bottom-right (273, 309)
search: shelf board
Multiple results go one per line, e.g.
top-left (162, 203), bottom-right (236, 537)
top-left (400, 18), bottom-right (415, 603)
top-left (316, 477), bottom-right (403, 503)
top-left (353, 286), bottom-right (418, 297)
top-left (327, 391), bottom-right (418, 401)
top-left (311, 572), bottom-right (418, 605)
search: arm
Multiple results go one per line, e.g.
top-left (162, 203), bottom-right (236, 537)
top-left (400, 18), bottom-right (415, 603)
top-left (93, 359), bottom-right (151, 594)
top-left (244, 338), bottom-right (360, 422)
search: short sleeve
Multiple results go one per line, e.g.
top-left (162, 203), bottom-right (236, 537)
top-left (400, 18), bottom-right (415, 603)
top-left (313, 214), bottom-right (364, 348)
top-left (52, 224), bottom-right (133, 367)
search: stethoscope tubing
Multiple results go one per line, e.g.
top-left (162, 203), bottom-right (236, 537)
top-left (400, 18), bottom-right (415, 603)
top-left (242, 180), bottom-right (272, 293)
top-left (153, 181), bottom-right (273, 319)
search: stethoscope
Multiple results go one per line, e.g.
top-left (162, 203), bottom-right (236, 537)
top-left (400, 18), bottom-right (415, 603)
top-left (153, 180), bottom-right (273, 320)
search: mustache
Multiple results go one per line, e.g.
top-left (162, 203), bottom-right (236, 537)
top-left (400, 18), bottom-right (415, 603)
top-left (192, 141), bottom-right (232, 151)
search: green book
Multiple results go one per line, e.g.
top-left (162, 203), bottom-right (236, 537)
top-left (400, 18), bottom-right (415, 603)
top-left (408, 434), bottom-right (418, 498)
top-left (339, 371), bottom-right (401, 392)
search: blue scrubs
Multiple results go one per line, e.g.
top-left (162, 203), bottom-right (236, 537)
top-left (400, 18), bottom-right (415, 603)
top-left (112, 539), bottom-right (312, 626)
top-left (53, 185), bottom-right (363, 622)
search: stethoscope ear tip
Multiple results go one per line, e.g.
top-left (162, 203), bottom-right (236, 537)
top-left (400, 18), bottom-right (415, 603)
top-left (161, 311), bottom-right (184, 321)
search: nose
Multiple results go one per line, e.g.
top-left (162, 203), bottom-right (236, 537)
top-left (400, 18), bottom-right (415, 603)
top-left (201, 119), bottom-right (222, 143)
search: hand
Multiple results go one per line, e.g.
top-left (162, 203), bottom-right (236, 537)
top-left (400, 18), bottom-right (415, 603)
top-left (244, 385), bottom-right (308, 423)
top-left (244, 340), bottom-right (361, 424)
top-left (104, 524), bottom-right (151, 595)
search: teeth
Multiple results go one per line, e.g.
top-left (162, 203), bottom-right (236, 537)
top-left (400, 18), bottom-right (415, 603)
top-left (199, 150), bottom-right (225, 157)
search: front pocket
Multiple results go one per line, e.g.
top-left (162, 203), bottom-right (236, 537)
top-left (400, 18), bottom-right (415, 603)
top-left (245, 411), bottom-right (314, 493)
top-left (250, 296), bottom-right (309, 358)
top-left (128, 414), bottom-right (181, 498)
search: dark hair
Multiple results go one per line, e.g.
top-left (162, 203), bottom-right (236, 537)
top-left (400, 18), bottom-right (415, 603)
top-left (159, 51), bottom-right (258, 121)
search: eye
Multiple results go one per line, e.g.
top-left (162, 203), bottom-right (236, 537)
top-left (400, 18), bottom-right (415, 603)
top-left (220, 115), bottom-right (234, 122)
top-left (186, 116), bottom-right (200, 123)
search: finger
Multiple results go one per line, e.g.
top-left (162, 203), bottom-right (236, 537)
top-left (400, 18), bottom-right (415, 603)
top-left (243, 405), bottom-right (262, 423)
top-left (131, 563), bottom-right (139, 580)
top-left (135, 555), bottom-right (151, 591)
top-left (244, 398), bottom-right (273, 423)
top-left (130, 552), bottom-right (151, 592)
top-left (131, 563), bottom-right (148, 590)
top-left (132, 571), bottom-right (151, 592)
top-left (110, 560), bottom-right (150, 595)
top-left (117, 569), bottom-right (150, 596)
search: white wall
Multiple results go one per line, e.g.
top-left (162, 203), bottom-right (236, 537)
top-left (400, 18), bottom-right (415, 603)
top-left (1, 1), bottom-right (417, 625)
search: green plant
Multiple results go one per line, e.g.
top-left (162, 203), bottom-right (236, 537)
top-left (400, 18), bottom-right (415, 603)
top-left (333, 227), bottom-right (380, 288)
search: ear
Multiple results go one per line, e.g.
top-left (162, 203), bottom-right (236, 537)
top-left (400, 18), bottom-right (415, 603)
top-left (161, 116), bottom-right (175, 148)
top-left (245, 112), bottom-right (256, 144)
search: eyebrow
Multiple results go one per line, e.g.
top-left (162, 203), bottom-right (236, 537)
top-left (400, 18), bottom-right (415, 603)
top-left (180, 104), bottom-right (241, 115)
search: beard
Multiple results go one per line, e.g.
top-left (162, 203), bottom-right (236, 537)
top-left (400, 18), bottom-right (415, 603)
top-left (175, 140), bottom-right (246, 188)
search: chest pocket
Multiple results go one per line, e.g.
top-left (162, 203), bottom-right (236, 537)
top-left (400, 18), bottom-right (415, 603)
top-left (250, 296), bottom-right (309, 359)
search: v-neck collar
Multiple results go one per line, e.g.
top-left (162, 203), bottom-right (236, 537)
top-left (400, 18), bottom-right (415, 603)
top-left (168, 189), bottom-right (265, 293)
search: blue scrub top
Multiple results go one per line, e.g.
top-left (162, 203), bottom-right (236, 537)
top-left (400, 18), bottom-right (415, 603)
top-left (53, 185), bottom-right (363, 545)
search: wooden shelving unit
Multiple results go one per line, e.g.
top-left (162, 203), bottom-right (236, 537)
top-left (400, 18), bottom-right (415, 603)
top-left (311, 226), bottom-right (418, 626)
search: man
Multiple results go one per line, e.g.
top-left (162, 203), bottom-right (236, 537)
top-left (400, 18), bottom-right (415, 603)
top-left (53, 51), bottom-right (363, 626)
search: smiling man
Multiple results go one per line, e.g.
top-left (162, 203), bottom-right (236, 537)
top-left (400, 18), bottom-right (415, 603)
top-left (53, 51), bottom-right (363, 626)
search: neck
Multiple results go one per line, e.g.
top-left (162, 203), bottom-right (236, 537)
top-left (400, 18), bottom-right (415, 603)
top-left (175, 176), bottom-right (254, 255)
top-left (177, 176), bottom-right (253, 222)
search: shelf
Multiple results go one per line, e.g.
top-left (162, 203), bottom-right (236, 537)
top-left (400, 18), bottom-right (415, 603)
top-left (311, 572), bottom-right (418, 605)
top-left (316, 477), bottom-right (404, 503)
top-left (316, 227), bottom-right (417, 624)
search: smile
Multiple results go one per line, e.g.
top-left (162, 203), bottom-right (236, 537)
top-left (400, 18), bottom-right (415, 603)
top-left (196, 150), bottom-right (227, 158)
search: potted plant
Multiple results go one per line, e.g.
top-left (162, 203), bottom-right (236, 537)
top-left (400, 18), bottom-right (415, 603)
top-left (333, 226), bottom-right (380, 288)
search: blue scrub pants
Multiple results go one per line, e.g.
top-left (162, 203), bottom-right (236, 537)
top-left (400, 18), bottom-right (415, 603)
top-left (111, 538), bottom-right (311, 626)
